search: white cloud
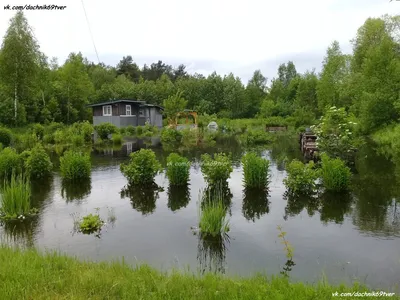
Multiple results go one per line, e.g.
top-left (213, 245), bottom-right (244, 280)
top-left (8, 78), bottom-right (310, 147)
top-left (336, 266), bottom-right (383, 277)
top-left (0, 0), bottom-right (398, 81)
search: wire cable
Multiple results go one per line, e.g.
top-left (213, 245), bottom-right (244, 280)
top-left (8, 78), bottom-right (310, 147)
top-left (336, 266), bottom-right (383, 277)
top-left (81, 0), bottom-right (100, 63)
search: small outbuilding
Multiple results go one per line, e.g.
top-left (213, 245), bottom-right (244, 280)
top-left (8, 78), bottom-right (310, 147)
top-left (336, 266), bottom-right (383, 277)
top-left (87, 100), bottom-right (164, 128)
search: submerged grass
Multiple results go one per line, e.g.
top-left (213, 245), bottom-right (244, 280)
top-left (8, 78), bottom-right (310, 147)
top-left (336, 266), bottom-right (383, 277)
top-left (0, 246), bottom-right (396, 300)
top-left (0, 173), bottom-right (33, 220)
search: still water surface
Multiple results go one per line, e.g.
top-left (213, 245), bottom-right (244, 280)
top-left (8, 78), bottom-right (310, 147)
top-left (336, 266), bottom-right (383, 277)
top-left (1, 137), bottom-right (400, 290)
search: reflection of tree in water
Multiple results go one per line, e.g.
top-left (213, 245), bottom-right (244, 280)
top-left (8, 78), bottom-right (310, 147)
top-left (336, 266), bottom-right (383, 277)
top-left (319, 192), bottom-right (353, 224)
top-left (283, 192), bottom-right (320, 220)
top-left (61, 178), bottom-right (92, 202)
top-left (31, 177), bottom-right (53, 209)
top-left (242, 188), bottom-right (270, 222)
top-left (167, 185), bottom-right (190, 212)
top-left (197, 233), bottom-right (230, 275)
top-left (120, 184), bottom-right (163, 215)
top-left (351, 144), bottom-right (400, 236)
top-left (0, 218), bottom-right (39, 248)
top-left (269, 133), bottom-right (304, 169)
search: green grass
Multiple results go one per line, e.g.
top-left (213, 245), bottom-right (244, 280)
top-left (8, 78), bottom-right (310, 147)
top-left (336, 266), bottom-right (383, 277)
top-left (320, 154), bottom-right (352, 192)
top-left (0, 173), bottom-right (32, 219)
top-left (0, 246), bottom-right (396, 299)
top-left (241, 152), bottom-right (270, 189)
top-left (166, 153), bottom-right (190, 186)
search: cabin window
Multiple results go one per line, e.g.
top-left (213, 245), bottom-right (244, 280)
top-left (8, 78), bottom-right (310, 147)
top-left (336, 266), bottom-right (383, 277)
top-left (103, 105), bottom-right (112, 116)
top-left (126, 105), bottom-right (131, 116)
top-left (139, 109), bottom-right (144, 117)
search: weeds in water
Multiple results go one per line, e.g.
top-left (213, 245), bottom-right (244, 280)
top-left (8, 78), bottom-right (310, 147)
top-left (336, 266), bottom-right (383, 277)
top-left (200, 153), bottom-right (233, 185)
top-left (112, 133), bottom-right (123, 145)
top-left (166, 153), bottom-right (190, 186)
top-left (60, 150), bottom-right (91, 181)
top-left (198, 189), bottom-right (230, 237)
top-left (277, 225), bottom-right (295, 277)
top-left (283, 159), bottom-right (319, 195)
top-left (120, 149), bottom-right (162, 185)
top-left (0, 173), bottom-right (37, 220)
top-left (320, 153), bottom-right (351, 192)
top-left (107, 207), bottom-right (116, 225)
top-left (241, 152), bottom-right (270, 189)
top-left (0, 147), bottom-right (22, 178)
top-left (72, 208), bottom-right (105, 236)
top-left (24, 143), bottom-right (53, 179)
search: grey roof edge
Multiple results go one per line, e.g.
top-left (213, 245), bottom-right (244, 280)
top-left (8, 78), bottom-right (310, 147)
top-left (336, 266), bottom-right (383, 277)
top-left (86, 99), bottom-right (146, 107)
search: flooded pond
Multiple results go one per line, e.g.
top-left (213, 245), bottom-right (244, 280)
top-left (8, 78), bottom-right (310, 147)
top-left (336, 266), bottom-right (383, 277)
top-left (1, 136), bottom-right (400, 291)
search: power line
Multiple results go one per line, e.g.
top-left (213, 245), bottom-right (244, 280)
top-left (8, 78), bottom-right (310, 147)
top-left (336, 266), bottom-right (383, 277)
top-left (81, 0), bottom-right (100, 64)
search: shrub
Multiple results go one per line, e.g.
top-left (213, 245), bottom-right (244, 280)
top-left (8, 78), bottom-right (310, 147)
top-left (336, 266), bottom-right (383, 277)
top-left (0, 147), bottom-right (22, 177)
top-left (32, 123), bottom-right (44, 140)
top-left (319, 154), bottom-right (351, 192)
top-left (242, 130), bottom-right (274, 145)
top-left (120, 149), bottom-right (162, 185)
top-left (95, 123), bottom-right (118, 140)
top-left (198, 190), bottom-right (229, 237)
top-left (283, 159), bottom-right (319, 195)
top-left (73, 121), bottom-right (94, 143)
top-left (166, 153), bottom-right (190, 186)
top-left (0, 127), bottom-right (13, 147)
top-left (136, 126), bottom-right (143, 136)
top-left (125, 125), bottom-right (136, 136)
top-left (13, 133), bottom-right (40, 152)
top-left (78, 213), bottom-right (104, 234)
top-left (241, 152), bottom-right (270, 189)
top-left (161, 128), bottom-right (183, 145)
top-left (71, 134), bottom-right (85, 147)
top-left (112, 133), bottom-right (123, 145)
top-left (60, 150), bottom-right (91, 181)
top-left (0, 173), bottom-right (34, 220)
top-left (24, 144), bottom-right (53, 179)
top-left (200, 153), bottom-right (233, 185)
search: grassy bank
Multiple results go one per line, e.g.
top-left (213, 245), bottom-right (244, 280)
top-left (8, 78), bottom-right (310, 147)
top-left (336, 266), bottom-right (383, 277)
top-left (0, 246), bottom-right (396, 299)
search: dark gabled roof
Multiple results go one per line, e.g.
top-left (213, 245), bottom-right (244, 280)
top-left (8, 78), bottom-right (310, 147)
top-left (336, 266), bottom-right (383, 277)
top-left (86, 99), bottom-right (146, 107)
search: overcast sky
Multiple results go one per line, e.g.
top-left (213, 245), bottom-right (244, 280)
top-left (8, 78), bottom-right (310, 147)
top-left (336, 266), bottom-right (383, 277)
top-left (0, 0), bottom-right (398, 83)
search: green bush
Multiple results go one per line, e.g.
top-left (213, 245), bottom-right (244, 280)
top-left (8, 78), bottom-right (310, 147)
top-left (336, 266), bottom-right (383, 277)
top-left (112, 133), bottom-right (123, 145)
top-left (95, 123), bottom-right (118, 140)
top-left (201, 153), bottom-right (233, 185)
top-left (79, 213), bottom-right (104, 234)
top-left (125, 125), bottom-right (136, 136)
top-left (320, 154), bottom-right (352, 192)
top-left (136, 126), bottom-right (143, 136)
top-left (0, 147), bottom-right (22, 177)
top-left (242, 130), bottom-right (274, 145)
top-left (166, 153), bottom-right (190, 186)
top-left (71, 134), bottom-right (85, 147)
top-left (71, 121), bottom-right (94, 143)
top-left (24, 144), bottom-right (53, 179)
top-left (32, 123), bottom-right (44, 140)
top-left (241, 152), bottom-right (270, 189)
top-left (161, 128), bottom-right (183, 145)
top-left (283, 159), bottom-right (319, 195)
top-left (60, 150), bottom-right (91, 181)
top-left (120, 149), bottom-right (162, 185)
top-left (0, 127), bottom-right (13, 148)
top-left (0, 173), bottom-right (34, 220)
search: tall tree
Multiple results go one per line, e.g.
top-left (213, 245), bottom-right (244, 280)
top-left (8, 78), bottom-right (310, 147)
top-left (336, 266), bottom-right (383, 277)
top-left (244, 70), bottom-right (267, 117)
top-left (116, 56), bottom-right (141, 83)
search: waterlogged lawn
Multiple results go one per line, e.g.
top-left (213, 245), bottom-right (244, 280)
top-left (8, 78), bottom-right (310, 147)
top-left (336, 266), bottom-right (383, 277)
top-left (0, 246), bottom-right (395, 300)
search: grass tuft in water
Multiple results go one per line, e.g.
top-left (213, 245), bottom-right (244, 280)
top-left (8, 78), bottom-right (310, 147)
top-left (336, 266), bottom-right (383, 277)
top-left (319, 153), bottom-right (351, 192)
top-left (241, 152), bottom-right (270, 189)
top-left (0, 173), bottom-right (35, 220)
top-left (60, 150), bottom-right (91, 181)
top-left (166, 153), bottom-right (190, 186)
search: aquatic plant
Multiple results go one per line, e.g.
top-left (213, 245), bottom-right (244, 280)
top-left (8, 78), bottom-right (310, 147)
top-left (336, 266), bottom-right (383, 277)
top-left (60, 150), bottom-right (91, 181)
top-left (94, 123), bottom-right (118, 140)
top-left (112, 133), bottom-right (123, 145)
top-left (24, 144), bottom-right (53, 179)
top-left (283, 159), bottom-right (319, 195)
top-left (319, 153), bottom-right (352, 192)
top-left (166, 153), bottom-right (190, 186)
top-left (78, 212), bottom-right (104, 234)
top-left (161, 128), bottom-right (183, 146)
top-left (0, 127), bottom-right (12, 147)
top-left (0, 147), bottom-right (23, 177)
top-left (199, 191), bottom-right (230, 237)
top-left (277, 225), bottom-right (296, 277)
top-left (0, 173), bottom-right (35, 220)
top-left (107, 207), bottom-right (116, 225)
top-left (200, 153), bottom-right (233, 185)
top-left (241, 152), bottom-right (270, 189)
top-left (120, 149), bottom-right (162, 185)
top-left (125, 125), bottom-right (136, 136)
top-left (241, 130), bottom-right (275, 145)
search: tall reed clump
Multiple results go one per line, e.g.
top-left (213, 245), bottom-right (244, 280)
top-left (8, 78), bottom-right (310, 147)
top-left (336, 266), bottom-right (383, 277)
top-left (24, 144), bottom-right (53, 179)
top-left (200, 153), bottom-right (233, 185)
top-left (319, 153), bottom-right (351, 192)
top-left (0, 147), bottom-right (22, 177)
top-left (241, 152), bottom-right (270, 189)
top-left (0, 173), bottom-right (33, 220)
top-left (283, 159), bottom-right (319, 195)
top-left (60, 150), bottom-right (91, 181)
top-left (166, 153), bottom-right (190, 186)
top-left (120, 149), bottom-right (162, 185)
top-left (198, 189), bottom-right (230, 237)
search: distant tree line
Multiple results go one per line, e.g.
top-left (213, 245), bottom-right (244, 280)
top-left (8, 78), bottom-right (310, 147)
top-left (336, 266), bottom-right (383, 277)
top-left (0, 12), bottom-right (399, 134)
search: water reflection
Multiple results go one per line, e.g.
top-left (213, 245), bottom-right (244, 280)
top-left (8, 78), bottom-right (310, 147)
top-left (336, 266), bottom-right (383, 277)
top-left (197, 233), bottom-right (230, 275)
top-left (319, 192), bottom-right (353, 224)
top-left (167, 185), bottom-right (190, 212)
top-left (201, 183), bottom-right (233, 214)
top-left (31, 177), bottom-right (53, 209)
top-left (242, 188), bottom-right (270, 221)
top-left (61, 178), bottom-right (92, 202)
top-left (283, 193), bottom-right (320, 220)
top-left (0, 218), bottom-right (38, 248)
top-left (120, 184), bottom-right (164, 215)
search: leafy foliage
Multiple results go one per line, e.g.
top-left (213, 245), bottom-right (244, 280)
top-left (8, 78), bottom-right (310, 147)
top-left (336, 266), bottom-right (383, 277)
top-left (120, 149), bottom-right (162, 185)
top-left (0, 127), bottom-right (13, 147)
top-left (78, 213), bottom-right (104, 234)
top-left (0, 147), bottom-right (22, 177)
top-left (283, 159), bottom-right (319, 195)
top-left (241, 152), bottom-right (270, 189)
top-left (200, 153), bottom-right (233, 185)
top-left (60, 150), bottom-right (91, 181)
top-left (166, 153), bottom-right (190, 186)
top-left (94, 123), bottom-right (118, 140)
top-left (319, 153), bottom-right (352, 192)
top-left (24, 143), bottom-right (53, 179)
